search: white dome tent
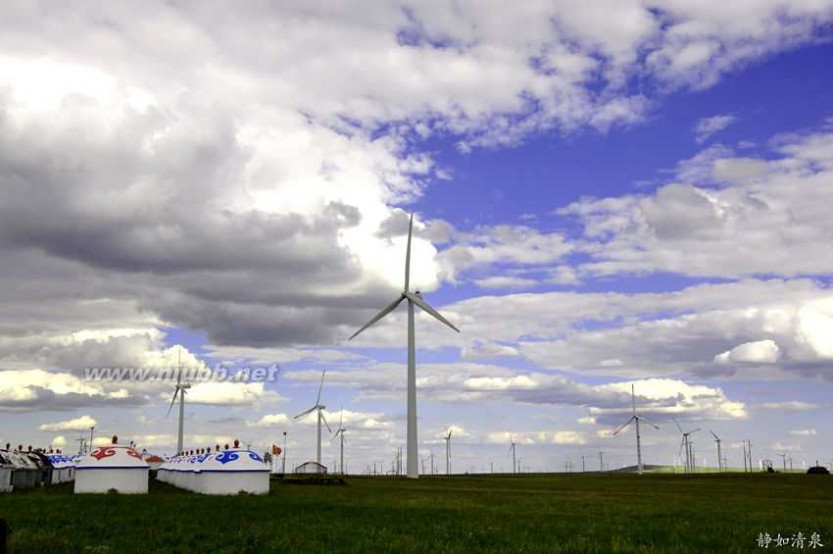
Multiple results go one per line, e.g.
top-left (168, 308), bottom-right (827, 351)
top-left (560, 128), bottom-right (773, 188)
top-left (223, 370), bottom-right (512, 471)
top-left (4, 448), bottom-right (44, 490)
top-left (46, 453), bottom-right (76, 484)
top-left (74, 436), bottom-right (149, 494)
top-left (197, 449), bottom-right (270, 495)
top-left (157, 441), bottom-right (269, 495)
top-left (0, 450), bottom-right (13, 493)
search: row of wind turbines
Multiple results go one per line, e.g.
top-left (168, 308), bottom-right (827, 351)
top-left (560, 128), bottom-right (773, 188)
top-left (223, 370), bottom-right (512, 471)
top-left (612, 384), bottom-right (727, 474)
top-left (162, 214), bottom-right (739, 477)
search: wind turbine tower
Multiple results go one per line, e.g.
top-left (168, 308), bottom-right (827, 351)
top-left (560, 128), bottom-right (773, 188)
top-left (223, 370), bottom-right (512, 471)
top-left (612, 384), bottom-right (659, 474)
top-left (709, 430), bottom-right (723, 471)
top-left (293, 370), bottom-right (331, 465)
top-left (509, 435), bottom-right (517, 474)
top-left (349, 214), bottom-right (460, 479)
top-left (167, 347), bottom-right (191, 454)
top-left (444, 429), bottom-right (452, 475)
top-left (332, 408), bottom-right (347, 474)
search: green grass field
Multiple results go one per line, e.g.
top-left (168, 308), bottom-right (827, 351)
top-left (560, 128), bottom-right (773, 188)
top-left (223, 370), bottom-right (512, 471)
top-left (1, 473), bottom-right (831, 553)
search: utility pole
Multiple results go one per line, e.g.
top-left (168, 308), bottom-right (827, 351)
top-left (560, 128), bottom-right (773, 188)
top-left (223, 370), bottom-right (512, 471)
top-left (89, 426), bottom-right (95, 452)
top-left (778, 453), bottom-right (787, 472)
top-left (282, 432), bottom-right (287, 475)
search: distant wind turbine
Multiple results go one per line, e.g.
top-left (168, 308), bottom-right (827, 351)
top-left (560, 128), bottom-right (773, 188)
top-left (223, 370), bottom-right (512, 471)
top-left (612, 384), bottom-right (659, 475)
top-left (332, 408), bottom-right (347, 474)
top-left (709, 430), bottom-right (723, 471)
top-left (444, 429), bottom-right (452, 475)
top-left (293, 370), bottom-right (331, 466)
top-left (673, 418), bottom-right (700, 475)
top-left (349, 214), bottom-right (460, 479)
top-left (166, 347), bottom-right (191, 454)
top-left (509, 434), bottom-right (517, 474)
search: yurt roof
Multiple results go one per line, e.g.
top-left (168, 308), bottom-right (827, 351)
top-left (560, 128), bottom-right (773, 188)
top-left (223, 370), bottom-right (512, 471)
top-left (46, 454), bottom-right (76, 469)
top-left (199, 449), bottom-right (269, 473)
top-left (1, 451), bottom-right (41, 469)
top-left (75, 445), bottom-right (150, 470)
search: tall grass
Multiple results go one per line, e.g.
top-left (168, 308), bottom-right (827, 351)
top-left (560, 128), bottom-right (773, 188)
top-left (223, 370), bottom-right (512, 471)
top-left (1, 473), bottom-right (831, 553)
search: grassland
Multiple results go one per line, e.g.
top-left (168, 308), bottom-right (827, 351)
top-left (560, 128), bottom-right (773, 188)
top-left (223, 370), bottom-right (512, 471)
top-left (1, 472), bottom-right (832, 553)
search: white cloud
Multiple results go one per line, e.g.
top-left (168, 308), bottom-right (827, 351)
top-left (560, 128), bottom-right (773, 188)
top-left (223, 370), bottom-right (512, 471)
top-left (590, 379), bottom-right (747, 421)
top-left (251, 413), bottom-right (291, 427)
top-left (758, 401), bottom-right (825, 411)
top-left (186, 382), bottom-right (280, 406)
top-left (789, 428), bottom-right (816, 436)
top-left (715, 339), bottom-right (781, 365)
top-left (559, 127), bottom-right (833, 278)
top-left (39, 415), bottom-right (98, 432)
top-left (694, 114), bottom-right (736, 143)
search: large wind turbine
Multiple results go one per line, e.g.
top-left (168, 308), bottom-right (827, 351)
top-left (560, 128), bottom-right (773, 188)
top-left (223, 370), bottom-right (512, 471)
top-left (612, 384), bottom-right (659, 475)
top-left (509, 434), bottom-right (517, 474)
top-left (673, 418), bottom-right (700, 475)
top-left (332, 408), bottom-right (347, 474)
top-left (709, 430), bottom-right (723, 471)
top-left (443, 429), bottom-right (453, 475)
top-left (349, 214), bottom-right (460, 479)
top-left (166, 348), bottom-right (191, 454)
top-left (293, 370), bottom-right (331, 466)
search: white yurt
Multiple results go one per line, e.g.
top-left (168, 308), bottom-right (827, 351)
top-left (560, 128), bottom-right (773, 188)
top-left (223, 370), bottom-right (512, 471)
top-left (295, 461), bottom-right (327, 475)
top-left (46, 454), bottom-right (76, 484)
top-left (196, 449), bottom-right (270, 495)
top-left (74, 436), bottom-right (149, 494)
top-left (0, 451), bottom-right (13, 493)
top-left (7, 450), bottom-right (42, 490)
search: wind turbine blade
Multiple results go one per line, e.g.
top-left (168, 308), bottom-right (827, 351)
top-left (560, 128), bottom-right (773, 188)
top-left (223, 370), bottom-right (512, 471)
top-left (404, 213), bottom-right (413, 292)
top-left (316, 370), bottom-right (326, 406)
top-left (321, 412), bottom-right (332, 434)
top-left (631, 384), bottom-right (636, 415)
top-left (405, 292), bottom-right (460, 333)
top-left (348, 296), bottom-right (405, 341)
top-left (612, 417), bottom-right (634, 436)
top-left (339, 407), bottom-right (343, 428)
top-left (709, 430), bottom-right (720, 440)
top-left (293, 406), bottom-right (317, 420)
top-left (636, 415), bottom-right (660, 430)
top-left (678, 437), bottom-right (686, 458)
top-left (690, 428), bottom-right (701, 435)
top-left (673, 417), bottom-right (684, 434)
top-left (448, 430), bottom-right (453, 439)
top-left (166, 388), bottom-right (180, 417)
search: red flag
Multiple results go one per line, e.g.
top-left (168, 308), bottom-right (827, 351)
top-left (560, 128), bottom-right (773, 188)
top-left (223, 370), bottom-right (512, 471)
top-left (272, 445), bottom-right (282, 456)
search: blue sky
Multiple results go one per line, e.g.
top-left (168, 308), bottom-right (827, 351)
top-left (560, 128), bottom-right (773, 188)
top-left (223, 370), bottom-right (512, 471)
top-left (2, 2), bottom-right (833, 474)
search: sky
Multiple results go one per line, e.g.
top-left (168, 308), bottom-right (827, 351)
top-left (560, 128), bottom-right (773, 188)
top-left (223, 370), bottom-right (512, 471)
top-left (2, 1), bottom-right (833, 474)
